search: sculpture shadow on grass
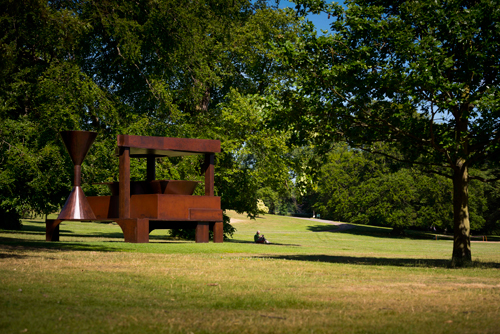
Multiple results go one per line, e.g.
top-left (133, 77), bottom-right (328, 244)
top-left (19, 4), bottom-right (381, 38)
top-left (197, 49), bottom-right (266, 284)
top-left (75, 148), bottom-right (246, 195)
top-left (253, 254), bottom-right (500, 269)
top-left (2, 226), bottom-right (132, 240)
top-left (7, 220), bottom-right (179, 242)
top-left (0, 238), bottom-right (126, 253)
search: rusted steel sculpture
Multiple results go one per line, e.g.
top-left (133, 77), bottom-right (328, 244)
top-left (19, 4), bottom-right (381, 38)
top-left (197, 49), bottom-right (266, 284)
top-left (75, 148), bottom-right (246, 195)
top-left (46, 133), bottom-right (223, 243)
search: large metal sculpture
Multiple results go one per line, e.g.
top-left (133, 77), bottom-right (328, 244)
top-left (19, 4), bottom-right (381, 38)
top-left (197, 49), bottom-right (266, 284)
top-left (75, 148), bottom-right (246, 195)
top-left (46, 133), bottom-right (223, 243)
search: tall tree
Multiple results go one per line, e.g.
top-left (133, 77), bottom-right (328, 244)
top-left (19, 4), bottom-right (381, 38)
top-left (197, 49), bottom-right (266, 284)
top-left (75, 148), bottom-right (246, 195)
top-left (0, 0), bottom-right (301, 228)
top-left (270, 0), bottom-right (500, 265)
top-left (0, 0), bottom-right (116, 224)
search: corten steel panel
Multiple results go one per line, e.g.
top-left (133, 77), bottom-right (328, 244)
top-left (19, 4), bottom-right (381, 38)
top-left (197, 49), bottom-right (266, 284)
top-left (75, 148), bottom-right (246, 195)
top-left (149, 221), bottom-right (198, 232)
top-left (204, 153), bottom-right (215, 196)
top-left (130, 194), bottom-right (159, 219)
top-left (88, 195), bottom-right (220, 220)
top-left (117, 135), bottom-right (221, 156)
top-left (119, 147), bottom-right (130, 218)
top-left (189, 208), bottom-right (223, 221)
top-left (87, 196), bottom-right (119, 219)
top-left (99, 180), bottom-right (199, 196)
top-left (151, 180), bottom-right (199, 195)
top-left (213, 221), bottom-right (223, 243)
top-left (135, 218), bottom-right (150, 242)
top-left (195, 223), bottom-right (209, 243)
top-left (115, 149), bottom-right (198, 158)
top-left (157, 195), bottom-right (221, 220)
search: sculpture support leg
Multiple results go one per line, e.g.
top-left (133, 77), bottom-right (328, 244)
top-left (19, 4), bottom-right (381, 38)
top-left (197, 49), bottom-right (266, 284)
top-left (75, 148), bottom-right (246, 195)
top-left (146, 156), bottom-right (156, 182)
top-left (195, 222), bottom-right (209, 243)
top-left (46, 219), bottom-right (62, 241)
top-left (213, 221), bottom-right (223, 243)
top-left (119, 147), bottom-right (130, 218)
top-left (204, 153), bottom-right (215, 196)
top-left (116, 218), bottom-right (149, 243)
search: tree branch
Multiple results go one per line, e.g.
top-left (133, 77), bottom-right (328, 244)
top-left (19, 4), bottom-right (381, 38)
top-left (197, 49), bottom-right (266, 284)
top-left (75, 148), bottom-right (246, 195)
top-left (469, 175), bottom-right (500, 183)
top-left (345, 140), bottom-right (451, 170)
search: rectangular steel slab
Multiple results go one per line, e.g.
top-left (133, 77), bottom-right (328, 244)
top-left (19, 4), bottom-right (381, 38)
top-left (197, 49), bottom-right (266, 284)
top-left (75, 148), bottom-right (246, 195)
top-left (88, 194), bottom-right (221, 221)
top-left (117, 135), bottom-right (221, 157)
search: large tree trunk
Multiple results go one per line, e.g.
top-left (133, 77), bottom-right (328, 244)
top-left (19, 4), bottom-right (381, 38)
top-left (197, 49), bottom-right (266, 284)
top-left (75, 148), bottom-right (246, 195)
top-left (451, 160), bottom-right (471, 266)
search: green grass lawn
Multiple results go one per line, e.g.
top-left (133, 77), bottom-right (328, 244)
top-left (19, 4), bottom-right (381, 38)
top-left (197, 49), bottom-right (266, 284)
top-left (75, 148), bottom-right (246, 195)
top-left (1, 212), bottom-right (500, 333)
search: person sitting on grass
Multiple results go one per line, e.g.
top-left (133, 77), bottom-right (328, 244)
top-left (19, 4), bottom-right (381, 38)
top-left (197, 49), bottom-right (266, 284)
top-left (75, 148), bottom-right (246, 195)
top-left (254, 230), bottom-right (270, 244)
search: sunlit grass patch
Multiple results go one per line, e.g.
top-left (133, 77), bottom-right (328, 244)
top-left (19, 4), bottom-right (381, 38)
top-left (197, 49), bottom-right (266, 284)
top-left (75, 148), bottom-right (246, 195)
top-left (0, 212), bottom-right (499, 333)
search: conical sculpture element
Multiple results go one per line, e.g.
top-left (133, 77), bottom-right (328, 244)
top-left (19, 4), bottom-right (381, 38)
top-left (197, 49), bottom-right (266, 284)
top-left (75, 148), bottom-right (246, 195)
top-left (60, 131), bottom-right (97, 166)
top-left (58, 131), bottom-right (98, 220)
top-left (58, 186), bottom-right (96, 220)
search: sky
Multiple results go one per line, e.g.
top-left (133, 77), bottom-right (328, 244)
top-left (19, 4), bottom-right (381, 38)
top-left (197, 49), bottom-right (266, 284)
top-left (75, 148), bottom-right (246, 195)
top-left (275, 0), bottom-right (346, 34)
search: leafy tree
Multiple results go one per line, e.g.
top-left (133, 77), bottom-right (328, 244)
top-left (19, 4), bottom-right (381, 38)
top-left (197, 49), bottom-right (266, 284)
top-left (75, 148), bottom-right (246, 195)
top-left (0, 0), bottom-right (113, 226)
top-left (271, 0), bottom-right (500, 265)
top-left (75, 0), bottom-right (300, 224)
top-left (0, 0), bottom-right (301, 234)
top-left (313, 144), bottom-right (455, 233)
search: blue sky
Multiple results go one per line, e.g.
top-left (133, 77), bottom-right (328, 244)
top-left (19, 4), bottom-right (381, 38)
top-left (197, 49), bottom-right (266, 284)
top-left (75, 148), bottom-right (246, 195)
top-left (275, 0), bottom-right (346, 34)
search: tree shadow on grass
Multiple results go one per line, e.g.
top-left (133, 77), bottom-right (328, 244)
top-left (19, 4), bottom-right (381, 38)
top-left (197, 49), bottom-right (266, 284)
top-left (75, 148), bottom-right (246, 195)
top-left (3, 223), bottom-right (223, 245)
top-left (2, 228), bottom-right (130, 240)
top-left (227, 239), bottom-right (302, 247)
top-left (8, 221), bottom-right (126, 239)
top-left (7, 223), bottom-right (129, 240)
top-left (307, 224), bottom-right (450, 241)
top-left (59, 232), bottom-right (127, 239)
top-left (0, 240), bottom-right (126, 253)
top-left (0, 251), bottom-right (31, 259)
top-left (17, 220), bottom-right (209, 242)
top-left (255, 254), bottom-right (500, 269)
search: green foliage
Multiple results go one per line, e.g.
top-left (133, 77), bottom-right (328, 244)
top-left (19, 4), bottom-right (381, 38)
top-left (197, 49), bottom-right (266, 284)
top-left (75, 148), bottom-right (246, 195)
top-left (309, 143), bottom-right (499, 234)
top-left (270, 0), bottom-right (500, 263)
top-left (312, 144), bottom-right (451, 230)
top-left (0, 205), bottom-right (22, 230)
top-left (214, 88), bottom-right (295, 218)
top-left (0, 118), bottom-right (70, 216)
top-left (257, 199), bottom-right (269, 214)
top-left (257, 187), bottom-right (280, 214)
top-left (169, 213), bottom-right (236, 241)
top-left (0, 0), bottom-right (302, 232)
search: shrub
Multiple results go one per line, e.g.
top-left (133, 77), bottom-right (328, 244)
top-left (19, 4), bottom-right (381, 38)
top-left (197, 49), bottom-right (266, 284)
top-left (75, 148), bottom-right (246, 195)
top-left (257, 199), bottom-right (269, 214)
top-left (169, 213), bottom-right (236, 240)
top-left (0, 206), bottom-right (23, 230)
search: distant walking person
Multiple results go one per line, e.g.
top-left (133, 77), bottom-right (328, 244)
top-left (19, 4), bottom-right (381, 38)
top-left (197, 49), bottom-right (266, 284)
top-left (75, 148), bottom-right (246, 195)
top-left (254, 230), bottom-right (270, 244)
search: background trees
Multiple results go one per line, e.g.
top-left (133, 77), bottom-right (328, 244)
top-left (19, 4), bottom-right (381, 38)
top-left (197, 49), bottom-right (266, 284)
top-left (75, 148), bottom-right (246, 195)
top-left (0, 0), bottom-right (300, 233)
top-left (307, 143), bottom-right (499, 235)
top-left (0, 0), bottom-right (106, 227)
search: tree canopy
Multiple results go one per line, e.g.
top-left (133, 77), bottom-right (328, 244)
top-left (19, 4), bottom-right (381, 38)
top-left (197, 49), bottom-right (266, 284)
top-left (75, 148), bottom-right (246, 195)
top-left (269, 0), bottom-right (500, 265)
top-left (0, 0), bottom-right (301, 232)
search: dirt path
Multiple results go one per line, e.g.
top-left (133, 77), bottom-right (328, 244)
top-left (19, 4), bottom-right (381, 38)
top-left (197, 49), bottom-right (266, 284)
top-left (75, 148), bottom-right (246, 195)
top-left (289, 216), bottom-right (357, 232)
